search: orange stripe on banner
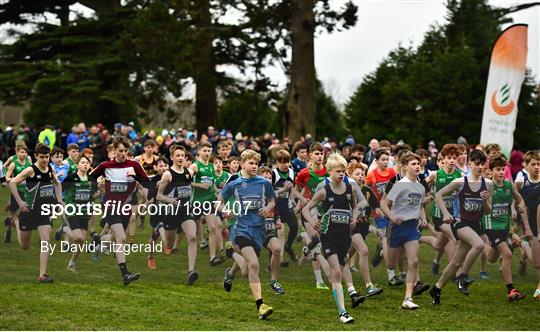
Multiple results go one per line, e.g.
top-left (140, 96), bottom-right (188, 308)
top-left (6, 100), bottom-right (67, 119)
top-left (491, 25), bottom-right (528, 69)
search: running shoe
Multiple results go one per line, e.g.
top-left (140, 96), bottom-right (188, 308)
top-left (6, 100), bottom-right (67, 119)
top-left (284, 244), bottom-right (298, 262)
top-left (460, 275), bottom-right (475, 286)
top-left (431, 261), bottom-right (440, 275)
top-left (280, 260), bottom-right (289, 268)
top-left (479, 271), bottom-right (489, 280)
top-left (457, 278), bottom-right (470, 295)
top-left (199, 240), bottom-right (209, 250)
top-left (223, 267), bottom-right (233, 292)
top-left (163, 246), bottom-right (172, 256)
top-left (339, 311), bottom-right (354, 324)
top-left (270, 281), bottom-right (285, 295)
top-left (316, 282), bottom-right (329, 290)
top-left (3, 217), bottom-right (11, 227)
top-left (366, 285), bottom-right (383, 297)
top-left (258, 303), bottom-right (273, 320)
top-left (533, 289), bottom-right (540, 300)
top-left (123, 272), bottom-right (140, 285)
top-left (3, 228), bottom-right (11, 244)
top-left (350, 293), bottom-right (365, 308)
top-left (388, 275), bottom-right (404, 287)
top-left (147, 257), bottom-right (156, 270)
top-left (38, 274), bottom-right (54, 283)
top-left (209, 256), bottom-right (222, 266)
top-left (402, 297), bottom-right (420, 310)
top-left (66, 263), bottom-right (76, 273)
top-left (507, 288), bottom-right (526, 302)
top-left (371, 243), bottom-right (383, 267)
top-left (224, 241), bottom-right (234, 258)
top-left (413, 281), bottom-right (430, 296)
top-left (54, 223), bottom-right (66, 241)
top-left (187, 271), bottom-right (199, 285)
top-left (349, 266), bottom-right (359, 273)
top-left (429, 287), bottom-right (441, 305)
top-left (399, 272), bottom-right (407, 281)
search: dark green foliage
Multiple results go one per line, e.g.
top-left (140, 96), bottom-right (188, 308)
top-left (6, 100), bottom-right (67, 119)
top-left (345, 0), bottom-right (539, 149)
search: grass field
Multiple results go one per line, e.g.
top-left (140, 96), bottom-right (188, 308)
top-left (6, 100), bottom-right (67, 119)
top-left (0, 189), bottom-right (539, 330)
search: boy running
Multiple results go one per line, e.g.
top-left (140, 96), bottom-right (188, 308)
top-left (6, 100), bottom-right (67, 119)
top-left (482, 156), bottom-right (529, 301)
top-left (302, 153), bottom-right (361, 324)
top-left (380, 152), bottom-right (428, 309)
top-left (347, 163), bottom-right (383, 297)
top-left (515, 150), bottom-right (540, 299)
top-left (430, 149), bottom-right (493, 304)
top-left (8, 143), bottom-right (62, 282)
top-left (295, 142), bottom-right (330, 289)
top-left (217, 149), bottom-right (275, 319)
top-left (4, 143), bottom-right (31, 243)
top-left (157, 145), bottom-right (199, 284)
top-left (90, 136), bottom-right (149, 285)
top-left (190, 142), bottom-right (223, 266)
top-left (58, 156), bottom-right (97, 271)
top-left (145, 157), bottom-right (169, 270)
top-left (365, 149), bottom-right (397, 275)
top-left (272, 149), bottom-right (306, 263)
top-left (426, 144), bottom-right (461, 275)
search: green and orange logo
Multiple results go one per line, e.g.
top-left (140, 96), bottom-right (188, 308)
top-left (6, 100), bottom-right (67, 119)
top-left (491, 83), bottom-right (515, 115)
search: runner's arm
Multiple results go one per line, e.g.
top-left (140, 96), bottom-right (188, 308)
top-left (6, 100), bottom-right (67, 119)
top-left (156, 171), bottom-right (176, 204)
top-left (8, 167), bottom-right (34, 211)
top-left (301, 188), bottom-right (325, 226)
top-left (435, 179), bottom-right (462, 222)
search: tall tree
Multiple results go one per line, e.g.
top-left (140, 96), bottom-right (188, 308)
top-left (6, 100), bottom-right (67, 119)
top-left (0, 1), bottom-right (192, 128)
top-left (345, 0), bottom-right (539, 150)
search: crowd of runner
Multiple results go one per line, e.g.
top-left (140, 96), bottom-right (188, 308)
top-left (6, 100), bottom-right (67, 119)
top-left (0, 122), bottom-right (538, 324)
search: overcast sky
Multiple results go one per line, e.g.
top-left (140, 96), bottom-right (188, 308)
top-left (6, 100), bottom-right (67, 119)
top-left (313, 0), bottom-right (539, 106)
top-left (2, 0), bottom-right (538, 107)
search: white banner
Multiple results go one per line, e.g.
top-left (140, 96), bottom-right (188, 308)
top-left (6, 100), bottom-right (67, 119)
top-left (480, 24), bottom-right (528, 158)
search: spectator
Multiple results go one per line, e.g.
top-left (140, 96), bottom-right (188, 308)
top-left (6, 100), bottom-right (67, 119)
top-left (363, 138), bottom-right (379, 165)
top-left (510, 147), bottom-right (525, 180)
top-left (66, 125), bottom-right (80, 146)
top-left (37, 125), bottom-right (56, 150)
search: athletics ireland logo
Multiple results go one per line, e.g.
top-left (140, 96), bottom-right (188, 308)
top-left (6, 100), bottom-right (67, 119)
top-left (490, 83), bottom-right (515, 116)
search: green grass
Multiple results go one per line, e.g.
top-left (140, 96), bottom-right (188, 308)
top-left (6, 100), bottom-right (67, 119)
top-left (1, 189), bottom-right (539, 330)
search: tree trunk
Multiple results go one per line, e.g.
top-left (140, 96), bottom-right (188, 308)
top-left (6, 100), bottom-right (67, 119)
top-left (191, 0), bottom-right (218, 132)
top-left (286, 0), bottom-right (316, 141)
top-left (57, 3), bottom-right (70, 27)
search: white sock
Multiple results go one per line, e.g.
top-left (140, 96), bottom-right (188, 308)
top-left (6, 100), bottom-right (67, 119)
top-left (366, 282), bottom-right (373, 288)
top-left (347, 286), bottom-right (357, 296)
top-left (314, 270), bottom-right (324, 284)
top-left (387, 268), bottom-right (395, 281)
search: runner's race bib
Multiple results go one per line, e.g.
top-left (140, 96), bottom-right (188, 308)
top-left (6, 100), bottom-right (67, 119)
top-left (242, 195), bottom-right (263, 210)
top-left (75, 188), bottom-right (91, 201)
top-left (39, 184), bottom-right (54, 198)
top-left (176, 185), bottom-right (192, 199)
top-left (443, 195), bottom-right (455, 209)
top-left (492, 203), bottom-right (509, 217)
top-left (408, 192), bottom-right (422, 207)
top-left (201, 176), bottom-right (214, 185)
top-left (329, 209), bottom-right (352, 224)
top-left (264, 218), bottom-right (276, 231)
top-left (278, 190), bottom-right (290, 199)
top-left (111, 182), bottom-right (128, 193)
top-left (464, 198), bottom-right (483, 212)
